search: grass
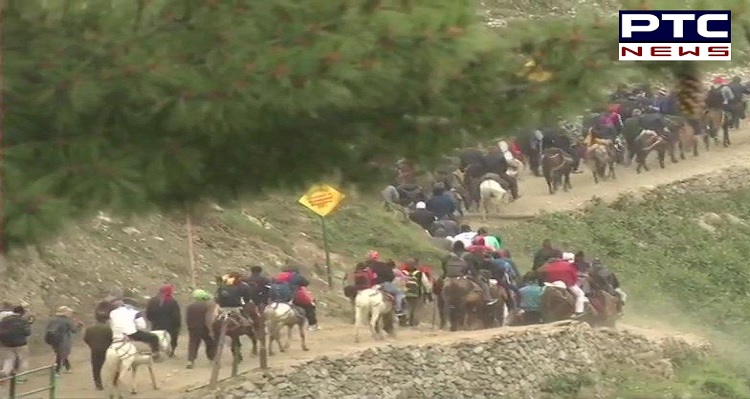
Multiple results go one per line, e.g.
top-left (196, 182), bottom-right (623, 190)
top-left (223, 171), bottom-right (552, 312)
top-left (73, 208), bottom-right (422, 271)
top-left (503, 187), bottom-right (750, 353)
top-left (236, 193), bottom-right (444, 268)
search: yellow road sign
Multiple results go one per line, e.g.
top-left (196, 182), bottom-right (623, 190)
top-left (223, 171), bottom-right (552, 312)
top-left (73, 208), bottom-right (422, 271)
top-left (298, 185), bottom-right (345, 217)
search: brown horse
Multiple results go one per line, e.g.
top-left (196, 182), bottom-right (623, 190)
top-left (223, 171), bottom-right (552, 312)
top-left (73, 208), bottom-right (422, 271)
top-left (541, 148), bottom-right (573, 194)
top-left (704, 108), bottom-right (731, 148)
top-left (587, 290), bottom-right (620, 328)
top-left (207, 302), bottom-right (260, 364)
top-left (438, 277), bottom-right (485, 331)
top-left (539, 286), bottom-right (596, 324)
top-left (585, 143), bottom-right (615, 184)
top-left (665, 115), bottom-right (699, 159)
top-left (633, 129), bottom-right (668, 173)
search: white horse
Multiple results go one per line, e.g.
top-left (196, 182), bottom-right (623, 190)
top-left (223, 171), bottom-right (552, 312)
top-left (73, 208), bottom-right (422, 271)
top-left (479, 179), bottom-right (508, 221)
top-left (263, 302), bottom-right (309, 355)
top-left (354, 287), bottom-right (396, 343)
top-left (101, 330), bottom-right (171, 399)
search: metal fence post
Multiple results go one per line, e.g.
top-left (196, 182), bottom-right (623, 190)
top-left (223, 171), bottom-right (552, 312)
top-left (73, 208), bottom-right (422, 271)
top-left (48, 366), bottom-right (57, 399)
top-left (9, 373), bottom-right (17, 399)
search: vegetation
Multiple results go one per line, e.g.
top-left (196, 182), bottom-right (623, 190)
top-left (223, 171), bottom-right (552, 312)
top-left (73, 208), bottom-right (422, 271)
top-left (6, 0), bottom-right (750, 251)
top-left (504, 185), bottom-right (750, 348)
top-left (605, 356), bottom-right (750, 399)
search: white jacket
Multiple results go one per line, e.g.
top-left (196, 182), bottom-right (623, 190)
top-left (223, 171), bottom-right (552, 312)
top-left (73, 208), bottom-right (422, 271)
top-left (109, 305), bottom-right (147, 338)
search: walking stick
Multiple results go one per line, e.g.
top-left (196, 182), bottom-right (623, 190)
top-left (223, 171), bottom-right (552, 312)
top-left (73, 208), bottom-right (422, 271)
top-left (430, 297), bottom-right (437, 329)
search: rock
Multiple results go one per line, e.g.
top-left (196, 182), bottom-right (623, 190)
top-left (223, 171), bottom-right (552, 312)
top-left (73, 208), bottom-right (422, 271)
top-left (189, 324), bottom-right (708, 399)
top-left (122, 227), bottom-right (141, 235)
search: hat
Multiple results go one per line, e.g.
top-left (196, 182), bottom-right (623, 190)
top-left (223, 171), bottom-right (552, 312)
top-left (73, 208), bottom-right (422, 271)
top-left (192, 289), bottom-right (212, 301)
top-left (712, 76), bottom-right (726, 85)
top-left (415, 201), bottom-right (426, 209)
top-left (55, 306), bottom-right (74, 317)
top-left (367, 250), bottom-right (380, 260)
top-left (562, 252), bottom-right (575, 262)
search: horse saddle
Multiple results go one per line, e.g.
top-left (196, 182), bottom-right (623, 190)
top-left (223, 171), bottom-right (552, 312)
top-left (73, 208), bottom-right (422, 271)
top-left (219, 307), bottom-right (252, 327)
top-left (372, 286), bottom-right (395, 305)
top-left (112, 337), bottom-right (151, 354)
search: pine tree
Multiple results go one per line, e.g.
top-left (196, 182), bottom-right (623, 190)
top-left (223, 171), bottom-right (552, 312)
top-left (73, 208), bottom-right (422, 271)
top-left (3, 0), bottom-right (750, 251)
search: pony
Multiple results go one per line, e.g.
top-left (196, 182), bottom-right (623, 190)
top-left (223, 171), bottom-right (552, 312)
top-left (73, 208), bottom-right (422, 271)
top-left (439, 277), bottom-right (486, 331)
top-left (207, 301), bottom-right (260, 364)
top-left (703, 108), bottom-right (731, 148)
top-left (541, 148), bottom-right (573, 194)
top-left (263, 302), bottom-right (309, 354)
top-left (539, 284), bottom-right (596, 324)
top-left (478, 178), bottom-right (508, 221)
top-left (353, 287), bottom-right (396, 342)
top-left (664, 115), bottom-right (700, 160)
top-left (102, 330), bottom-right (171, 398)
top-left (633, 129), bottom-right (668, 173)
top-left (585, 144), bottom-right (615, 184)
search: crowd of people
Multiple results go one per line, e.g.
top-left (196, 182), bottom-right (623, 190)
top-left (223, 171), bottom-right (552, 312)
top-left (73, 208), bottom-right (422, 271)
top-left (0, 264), bottom-right (321, 391)
top-left (394, 76), bottom-right (750, 238)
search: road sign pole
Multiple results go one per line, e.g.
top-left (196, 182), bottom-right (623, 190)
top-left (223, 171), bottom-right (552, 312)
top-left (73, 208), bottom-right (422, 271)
top-left (320, 216), bottom-right (333, 287)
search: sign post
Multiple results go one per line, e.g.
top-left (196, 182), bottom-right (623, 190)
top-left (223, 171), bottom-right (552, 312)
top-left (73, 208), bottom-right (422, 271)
top-left (298, 185), bottom-right (345, 287)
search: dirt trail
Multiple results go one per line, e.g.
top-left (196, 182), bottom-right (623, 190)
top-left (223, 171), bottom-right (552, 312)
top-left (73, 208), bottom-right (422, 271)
top-left (11, 129), bottom-right (750, 398)
top-left (489, 130), bottom-right (750, 217)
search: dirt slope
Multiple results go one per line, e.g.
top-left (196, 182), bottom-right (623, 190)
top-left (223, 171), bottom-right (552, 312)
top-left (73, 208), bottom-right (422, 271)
top-left (8, 129), bottom-right (750, 398)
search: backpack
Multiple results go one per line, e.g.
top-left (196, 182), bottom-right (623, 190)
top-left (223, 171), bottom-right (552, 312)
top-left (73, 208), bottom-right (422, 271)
top-left (0, 315), bottom-right (28, 346)
top-left (269, 282), bottom-right (293, 303)
top-left (444, 254), bottom-right (468, 277)
top-left (353, 269), bottom-right (373, 290)
top-left (404, 271), bottom-right (422, 298)
top-left (44, 322), bottom-right (66, 346)
top-left (706, 87), bottom-right (724, 108)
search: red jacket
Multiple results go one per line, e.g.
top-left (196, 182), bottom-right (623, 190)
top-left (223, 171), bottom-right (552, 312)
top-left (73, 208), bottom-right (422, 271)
top-left (540, 260), bottom-right (578, 287)
top-left (275, 271), bottom-right (293, 283)
top-left (509, 141), bottom-right (522, 158)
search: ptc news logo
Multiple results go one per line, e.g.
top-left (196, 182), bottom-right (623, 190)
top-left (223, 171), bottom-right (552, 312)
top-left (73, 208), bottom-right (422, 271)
top-left (619, 10), bottom-right (731, 61)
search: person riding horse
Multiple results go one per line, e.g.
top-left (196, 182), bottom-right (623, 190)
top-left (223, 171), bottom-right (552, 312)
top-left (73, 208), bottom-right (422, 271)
top-left (215, 273), bottom-right (254, 328)
top-left (484, 146), bottom-right (520, 200)
top-left (441, 241), bottom-right (497, 306)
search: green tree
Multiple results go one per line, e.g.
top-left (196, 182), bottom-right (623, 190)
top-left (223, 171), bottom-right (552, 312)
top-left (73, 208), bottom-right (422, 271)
top-left (3, 0), bottom-right (750, 251)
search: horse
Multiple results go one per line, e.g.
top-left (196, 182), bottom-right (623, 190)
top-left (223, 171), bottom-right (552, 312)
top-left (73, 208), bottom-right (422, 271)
top-left (478, 178), bottom-right (508, 221)
top-left (483, 280), bottom-right (512, 328)
top-left (102, 330), bottom-right (171, 398)
top-left (353, 287), bottom-right (396, 342)
top-left (539, 284), bottom-right (596, 324)
top-left (633, 129), bottom-right (668, 173)
top-left (585, 143), bottom-right (615, 184)
top-left (439, 277), bottom-right (487, 331)
top-left (207, 301), bottom-right (260, 364)
top-left (541, 148), bottom-right (573, 194)
top-left (587, 290), bottom-right (620, 328)
top-left (264, 302), bottom-right (309, 354)
top-left (704, 108), bottom-right (731, 148)
top-left (665, 115), bottom-right (700, 159)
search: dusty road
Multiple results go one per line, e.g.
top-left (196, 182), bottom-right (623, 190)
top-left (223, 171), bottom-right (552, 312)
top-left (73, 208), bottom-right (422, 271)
top-left (8, 128), bottom-right (750, 398)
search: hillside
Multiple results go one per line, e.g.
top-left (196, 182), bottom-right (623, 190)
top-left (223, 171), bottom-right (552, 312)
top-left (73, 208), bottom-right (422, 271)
top-left (6, 133), bottom-right (750, 398)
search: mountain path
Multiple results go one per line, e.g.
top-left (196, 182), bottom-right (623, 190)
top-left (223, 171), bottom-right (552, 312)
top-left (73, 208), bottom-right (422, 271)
top-left (10, 129), bottom-right (750, 398)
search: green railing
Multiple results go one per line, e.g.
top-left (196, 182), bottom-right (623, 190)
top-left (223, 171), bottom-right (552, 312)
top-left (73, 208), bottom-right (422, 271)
top-left (1, 365), bottom-right (56, 399)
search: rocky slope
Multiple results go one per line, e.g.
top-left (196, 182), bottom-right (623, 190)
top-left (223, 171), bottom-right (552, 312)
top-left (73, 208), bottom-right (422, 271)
top-left (190, 321), bottom-right (711, 399)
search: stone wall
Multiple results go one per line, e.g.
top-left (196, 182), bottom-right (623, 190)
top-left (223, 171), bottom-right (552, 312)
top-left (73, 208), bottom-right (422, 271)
top-left (194, 322), bottom-right (711, 399)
